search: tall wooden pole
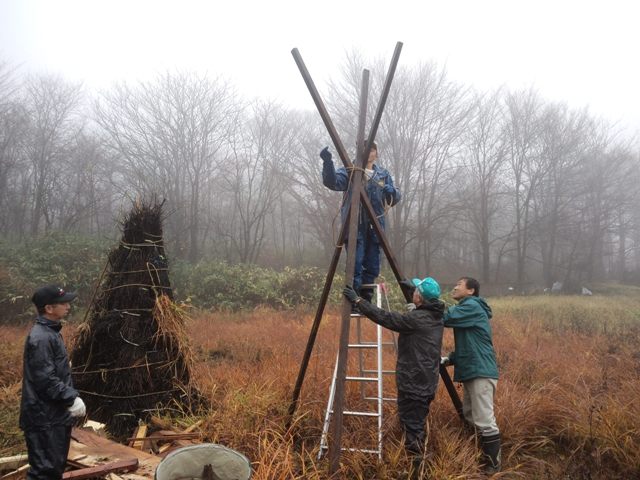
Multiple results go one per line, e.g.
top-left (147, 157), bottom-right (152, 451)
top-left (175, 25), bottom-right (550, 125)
top-left (286, 210), bottom-right (349, 426)
top-left (328, 69), bottom-right (369, 475)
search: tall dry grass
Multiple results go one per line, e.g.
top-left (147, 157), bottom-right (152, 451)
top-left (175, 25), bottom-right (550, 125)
top-left (1, 294), bottom-right (639, 478)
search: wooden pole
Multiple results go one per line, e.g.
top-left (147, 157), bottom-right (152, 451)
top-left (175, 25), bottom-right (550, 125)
top-left (286, 209), bottom-right (349, 426)
top-left (328, 69), bottom-right (369, 475)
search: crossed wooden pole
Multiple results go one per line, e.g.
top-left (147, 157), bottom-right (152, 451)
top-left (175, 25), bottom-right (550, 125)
top-left (286, 42), bottom-right (463, 474)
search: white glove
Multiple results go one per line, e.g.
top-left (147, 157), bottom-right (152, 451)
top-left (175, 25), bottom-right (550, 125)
top-left (68, 397), bottom-right (86, 418)
top-left (405, 303), bottom-right (416, 311)
top-left (440, 356), bottom-right (450, 366)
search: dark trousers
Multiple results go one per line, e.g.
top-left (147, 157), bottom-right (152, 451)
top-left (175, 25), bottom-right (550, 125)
top-left (353, 224), bottom-right (381, 293)
top-left (397, 391), bottom-right (434, 455)
top-left (24, 425), bottom-right (72, 480)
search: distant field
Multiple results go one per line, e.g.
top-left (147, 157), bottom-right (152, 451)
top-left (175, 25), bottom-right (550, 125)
top-left (1, 292), bottom-right (639, 479)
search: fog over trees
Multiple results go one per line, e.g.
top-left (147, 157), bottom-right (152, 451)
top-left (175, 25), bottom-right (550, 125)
top-left (1, 56), bottom-right (639, 291)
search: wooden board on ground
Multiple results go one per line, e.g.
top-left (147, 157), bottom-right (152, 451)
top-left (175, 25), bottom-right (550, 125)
top-left (69, 428), bottom-right (160, 479)
top-left (128, 424), bottom-right (149, 451)
top-left (62, 459), bottom-right (138, 480)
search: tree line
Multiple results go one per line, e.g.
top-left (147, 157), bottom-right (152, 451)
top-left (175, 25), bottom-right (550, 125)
top-left (1, 55), bottom-right (639, 292)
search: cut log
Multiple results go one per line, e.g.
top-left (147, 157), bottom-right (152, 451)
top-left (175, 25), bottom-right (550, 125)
top-left (62, 459), bottom-right (138, 480)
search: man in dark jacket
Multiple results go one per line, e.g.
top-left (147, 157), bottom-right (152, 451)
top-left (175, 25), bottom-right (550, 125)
top-left (322, 143), bottom-right (401, 304)
top-left (20, 285), bottom-right (86, 480)
top-left (443, 277), bottom-right (500, 473)
top-left (343, 277), bottom-right (443, 458)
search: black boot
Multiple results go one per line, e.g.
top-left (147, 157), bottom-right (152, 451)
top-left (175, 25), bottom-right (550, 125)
top-left (359, 286), bottom-right (374, 304)
top-left (410, 455), bottom-right (422, 480)
top-left (480, 433), bottom-right (501, 474)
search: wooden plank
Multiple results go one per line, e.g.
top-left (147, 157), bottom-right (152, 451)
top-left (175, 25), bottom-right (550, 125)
top-left (70, 428), bottom-right (157, 461)
top-left (128, 425), bottom-right (148, 450)
top-left (62, 459), bottom-right (138, 480)
top-left (181, 420), bottom-right (203, 434)
top-left (69, 428), bottom-right (160, 479)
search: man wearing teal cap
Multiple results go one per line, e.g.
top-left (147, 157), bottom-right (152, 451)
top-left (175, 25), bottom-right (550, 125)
top-left (343, 277), bottom-right (444, 467)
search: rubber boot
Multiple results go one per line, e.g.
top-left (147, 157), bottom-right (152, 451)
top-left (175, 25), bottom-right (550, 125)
top-left (480, 433), bottom-right (501, 474)
top-left (410, 456), bottom-right (421, 480)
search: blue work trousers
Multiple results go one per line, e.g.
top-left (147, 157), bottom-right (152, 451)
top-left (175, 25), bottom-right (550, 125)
top-left (352, 223), bottom-right (381, 293)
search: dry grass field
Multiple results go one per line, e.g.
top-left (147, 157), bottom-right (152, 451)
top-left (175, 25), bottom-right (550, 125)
top-left (1, 291), bottom-right (640, 479)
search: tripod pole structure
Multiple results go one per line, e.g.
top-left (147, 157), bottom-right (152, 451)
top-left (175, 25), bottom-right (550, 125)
top-left (287, 42), bottom-right (464, 465)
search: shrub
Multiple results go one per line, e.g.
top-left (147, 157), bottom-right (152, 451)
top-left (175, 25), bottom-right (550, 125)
top-left (180, 261), bottom-right (340, 310)
top-left (0, 233), bottom-right (110, 323)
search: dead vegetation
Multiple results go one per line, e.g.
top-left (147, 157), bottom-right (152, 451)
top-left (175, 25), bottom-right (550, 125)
top-left (1, 294), bottom-right (639, 478)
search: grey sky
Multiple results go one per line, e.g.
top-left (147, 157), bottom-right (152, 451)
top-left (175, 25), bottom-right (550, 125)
top-left (1, 0), bottom-right (638, 135)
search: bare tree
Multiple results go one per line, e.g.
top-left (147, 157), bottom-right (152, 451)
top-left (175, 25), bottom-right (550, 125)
top-left (288, 111), bottom-right (344, 258)
top-left (0, 60), bottom-right (29, 236)
top-left (456, 89), bottom-right (508, 283)
top-left (94, 71), bottom-right (238, 260)
top-left (531, 103), bottom-right (590, 287)
top-left (216, 101), bottom-right (298, 263)
top-left (22, 74), bottom-right (83, 235)
top-left (504, 88), bottom-right (545, 290)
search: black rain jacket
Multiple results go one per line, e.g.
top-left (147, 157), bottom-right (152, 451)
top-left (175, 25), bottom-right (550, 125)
top-left (19, 316), bottom-right (78, 431)
top-left (358, 298), bottom-right (444, 398)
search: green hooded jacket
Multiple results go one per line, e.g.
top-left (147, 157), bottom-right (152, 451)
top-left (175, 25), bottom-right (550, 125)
top-left (444, 296), bottom-right (499, 382)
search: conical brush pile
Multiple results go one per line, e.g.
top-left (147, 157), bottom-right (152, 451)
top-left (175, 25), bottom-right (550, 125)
top-left (71, 200), bottom-right (196, 438)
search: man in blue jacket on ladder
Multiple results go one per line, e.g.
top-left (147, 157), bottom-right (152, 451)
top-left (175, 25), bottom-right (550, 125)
top-left (321, 142), bottom-right (401, 307)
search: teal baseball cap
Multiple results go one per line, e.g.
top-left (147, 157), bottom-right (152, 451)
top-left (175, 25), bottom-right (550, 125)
top-left (411, 277), bottom-right (441, 299)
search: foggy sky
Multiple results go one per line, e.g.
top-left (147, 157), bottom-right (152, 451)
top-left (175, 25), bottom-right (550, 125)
top-left (1, 0), bottom-right (639, 136)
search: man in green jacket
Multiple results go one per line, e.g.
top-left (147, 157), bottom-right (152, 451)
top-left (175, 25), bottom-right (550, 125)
top-left (443, 277), bottom-right (500, 473)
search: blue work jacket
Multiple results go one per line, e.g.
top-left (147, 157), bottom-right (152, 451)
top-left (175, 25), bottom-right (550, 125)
top-left (322, 160), bottom-right (401, 237)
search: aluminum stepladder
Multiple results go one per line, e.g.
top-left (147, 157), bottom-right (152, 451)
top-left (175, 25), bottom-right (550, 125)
top-left (318, 283), bottom-right (398, 460)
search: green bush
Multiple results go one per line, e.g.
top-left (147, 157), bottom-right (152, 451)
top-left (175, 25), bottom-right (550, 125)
top-left (180, 261), bottom-right (338, 310)
top-left (0, 235), bottom-right (442, 318)
top-left (0, 233), bottom-right (110, 323)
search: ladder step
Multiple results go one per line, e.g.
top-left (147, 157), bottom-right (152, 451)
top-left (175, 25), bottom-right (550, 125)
top-left (342, 448), bottom-right (380, 454)
top-left (329, 410), bottom-right (379, 417)
top-left (362, 369), bottom-right (395, 374)
top-left (345, 376), bottom-right (379, 382)
top-left (320, 446), bottom-right (381, 455)
top-left (345, 411), bottom-right (379, 417)
top-left (347, 344), bottom-right (377, 349)
top-left (364, 396), bottom-right (397, 402)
